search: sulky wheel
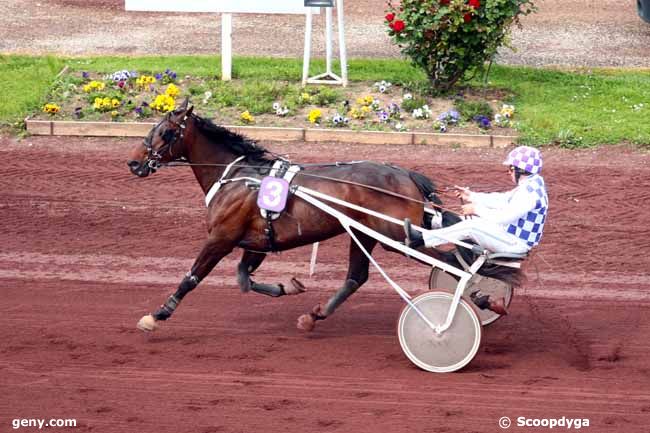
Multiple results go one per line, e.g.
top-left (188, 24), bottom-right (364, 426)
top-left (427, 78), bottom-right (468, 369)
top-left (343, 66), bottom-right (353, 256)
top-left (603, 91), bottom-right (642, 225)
top-left (397, 291), bottom-right (482, 373)
top-left (429, 268), bottom-right (513, 326)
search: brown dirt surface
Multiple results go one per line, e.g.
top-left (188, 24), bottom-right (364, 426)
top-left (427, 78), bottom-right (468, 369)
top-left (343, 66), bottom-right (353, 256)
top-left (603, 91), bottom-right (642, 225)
top-left (2, 0), bottom-right (650, 67)
top-left (1, 134), bottom-right (650, 432)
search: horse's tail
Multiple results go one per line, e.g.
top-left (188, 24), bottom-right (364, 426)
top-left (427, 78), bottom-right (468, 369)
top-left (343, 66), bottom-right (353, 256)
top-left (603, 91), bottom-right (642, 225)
top-left (408, 170), bottom-right (442, 229)
top-left (408, 170), bottom-right (438, 203)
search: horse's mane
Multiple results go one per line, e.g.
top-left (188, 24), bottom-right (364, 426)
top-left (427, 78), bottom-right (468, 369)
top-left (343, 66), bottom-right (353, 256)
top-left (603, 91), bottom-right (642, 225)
top-left (192, 115), bottom-right (273, 164)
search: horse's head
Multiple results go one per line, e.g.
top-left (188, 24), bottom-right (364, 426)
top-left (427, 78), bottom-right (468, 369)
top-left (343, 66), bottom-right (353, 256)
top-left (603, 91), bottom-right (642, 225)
top-left (127, 99), bottom-right (194, 177)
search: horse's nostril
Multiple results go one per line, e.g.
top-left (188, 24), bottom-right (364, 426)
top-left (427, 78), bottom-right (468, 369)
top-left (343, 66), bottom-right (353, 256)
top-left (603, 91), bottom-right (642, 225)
top-left (127, 160), bottom-right (140, 169)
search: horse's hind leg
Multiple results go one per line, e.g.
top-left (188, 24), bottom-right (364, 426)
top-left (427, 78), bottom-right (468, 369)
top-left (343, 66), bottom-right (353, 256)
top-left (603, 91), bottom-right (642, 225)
top-left (237, 250), bottom-right (306, 297)
top-left (137, 238), bottom-right (233, 331)
top-left (297, 232), bottom-right (377, 332)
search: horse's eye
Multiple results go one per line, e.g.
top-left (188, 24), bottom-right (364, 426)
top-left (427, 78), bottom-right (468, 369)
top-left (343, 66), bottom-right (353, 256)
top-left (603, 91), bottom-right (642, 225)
top-left (162, 129), bottom-right (176, 143)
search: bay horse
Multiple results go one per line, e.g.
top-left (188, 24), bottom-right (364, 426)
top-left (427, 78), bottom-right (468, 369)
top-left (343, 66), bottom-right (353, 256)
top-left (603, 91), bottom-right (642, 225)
top-left (126, 100), bottom-right (460, 332)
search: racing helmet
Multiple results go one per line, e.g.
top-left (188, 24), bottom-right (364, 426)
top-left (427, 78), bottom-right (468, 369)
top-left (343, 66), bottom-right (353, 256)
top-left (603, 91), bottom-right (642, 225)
top-left (503, 146), bottom-right (543, 175)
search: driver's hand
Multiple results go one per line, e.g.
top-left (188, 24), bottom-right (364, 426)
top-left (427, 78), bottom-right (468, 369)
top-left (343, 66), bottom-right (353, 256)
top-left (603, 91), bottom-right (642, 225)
top-left (461, 203), bottom-right (476, 216)
top-left (454, 185), bottom-right (471, 202)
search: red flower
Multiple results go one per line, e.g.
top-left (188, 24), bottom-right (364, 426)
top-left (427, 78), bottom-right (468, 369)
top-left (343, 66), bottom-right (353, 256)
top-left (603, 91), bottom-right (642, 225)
top-left (463, 13), bottom-right (472, 23)
top-left (440, 0), bottom-right (450, 5)
top-left (468, 0), bottom-right (480, 9)
top-left (392, 19), bottom-right (405, 32)
top-left (385, 12), bottom-right (395, 22)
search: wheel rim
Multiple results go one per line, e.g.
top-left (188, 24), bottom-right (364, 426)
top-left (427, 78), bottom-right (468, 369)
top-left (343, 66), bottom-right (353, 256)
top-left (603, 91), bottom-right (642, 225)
top-left (429, 268), bottom-right (513, 326)
top-left (397, 291), bottom-right (482, 373)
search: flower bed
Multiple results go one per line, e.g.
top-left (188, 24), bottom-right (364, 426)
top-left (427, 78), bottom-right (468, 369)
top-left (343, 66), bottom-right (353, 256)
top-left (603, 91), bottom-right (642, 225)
top-left (35, 69), bottom-right (518, 136)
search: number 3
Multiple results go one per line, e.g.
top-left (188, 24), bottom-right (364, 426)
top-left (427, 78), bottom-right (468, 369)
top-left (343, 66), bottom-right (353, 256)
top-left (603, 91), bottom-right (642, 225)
top-left (262, 180), bottom-right (283, 207)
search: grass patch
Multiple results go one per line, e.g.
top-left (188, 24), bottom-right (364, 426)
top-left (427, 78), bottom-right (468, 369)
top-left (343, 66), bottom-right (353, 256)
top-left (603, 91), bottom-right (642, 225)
top-left (0, 55), bottom-right (66, 129)
top-left (484, 66), bottom-right (650, 146)
top-left (3, 54), bottom-right (650, 147)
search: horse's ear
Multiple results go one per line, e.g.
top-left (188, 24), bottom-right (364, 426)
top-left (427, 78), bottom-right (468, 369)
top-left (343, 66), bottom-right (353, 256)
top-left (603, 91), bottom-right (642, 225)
top-left (185, 104), bottom-right (194, 117)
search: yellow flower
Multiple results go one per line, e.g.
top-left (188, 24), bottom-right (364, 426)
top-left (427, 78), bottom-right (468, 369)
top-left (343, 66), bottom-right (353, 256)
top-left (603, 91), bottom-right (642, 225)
top-left (361, 105), bottom-right (372, 114)
top-left (83, 81), bottom-right (105, 93)
top-left (110, 110), bottom-right (119, 117)
top-left (165, 83), bottom-right (180, 98)
top-left (349, 107), bottom-right (365, 119)
top-left (42, 103), bottom-right (60, 115)
top-left (111, 99), bottom-right (120, 108)
top-left (151, 94), bottom-right (175, 113)
top-left (500, 104), bottom-right (515, 119)
top-left (364, 95), bottom-right (374, 105)
top-left (300, 92), bottom-right (311, 103)
top-left (308, 108), bottom-right (322, 124)
top-left (136, 75), bottom-right (157, 88)
top-left (240, 111), bottom-right (255, 124)
top-left (355, 97), bottom-right (365, 105)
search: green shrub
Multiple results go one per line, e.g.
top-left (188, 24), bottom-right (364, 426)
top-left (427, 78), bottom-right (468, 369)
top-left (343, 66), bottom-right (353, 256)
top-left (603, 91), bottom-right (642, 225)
top-left (385, 0), bottom-right (536, 91)
top-left (311, 86), bottom-right (341, 106)
top-left (401, 96), bottom-right (429, 112)
top-left (454, 98), bottom-right (494, 120)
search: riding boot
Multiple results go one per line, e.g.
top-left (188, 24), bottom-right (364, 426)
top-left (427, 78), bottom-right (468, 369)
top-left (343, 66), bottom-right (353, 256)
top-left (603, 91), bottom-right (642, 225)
top-left (403, 218), bottom-right (425, 248)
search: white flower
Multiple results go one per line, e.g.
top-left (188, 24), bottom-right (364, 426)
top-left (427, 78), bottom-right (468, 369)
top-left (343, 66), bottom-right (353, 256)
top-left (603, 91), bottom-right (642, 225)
top-left (273, 102), bottom-right (281, 111)
top-left (412, 106), bottom-right (430, 119)
top-left (374, 81), bottom-right (392, 93)
top-left (403, 93), bottom-right (413, 100)
top-left (202, 91), bottom-right (213, 104)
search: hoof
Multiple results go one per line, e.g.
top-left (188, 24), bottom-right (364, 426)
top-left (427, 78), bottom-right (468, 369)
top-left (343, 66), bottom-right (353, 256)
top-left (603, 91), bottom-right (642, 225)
top-left (297, 313), bottom-right (316, 332)
top-left (137, 314), bottom-right (158, 332)
top-left (286, 277), bottom-right (307, 295)
top-left (488, 298), bottom-right (509, 316)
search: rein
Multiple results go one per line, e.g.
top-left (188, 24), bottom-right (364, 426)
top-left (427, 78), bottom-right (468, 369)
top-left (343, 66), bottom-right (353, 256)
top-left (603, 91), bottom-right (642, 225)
top-left (161, 160), bottom-right (463, 215)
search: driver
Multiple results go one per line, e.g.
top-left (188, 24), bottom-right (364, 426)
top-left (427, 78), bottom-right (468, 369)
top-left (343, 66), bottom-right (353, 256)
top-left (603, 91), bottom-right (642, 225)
top-left (404, 146), bottom-right (548, 255)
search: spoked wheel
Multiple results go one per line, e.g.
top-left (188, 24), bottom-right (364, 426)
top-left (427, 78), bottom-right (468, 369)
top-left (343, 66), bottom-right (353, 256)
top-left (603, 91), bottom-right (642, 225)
top-left (429, 268), bottom-right (513, 326)
top-left (397, 291), bottom-right (482, 373)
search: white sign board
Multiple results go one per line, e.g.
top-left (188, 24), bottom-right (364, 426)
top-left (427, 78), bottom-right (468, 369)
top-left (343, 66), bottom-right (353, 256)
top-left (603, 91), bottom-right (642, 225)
top-left (125, 0), bottom-right (318, 14)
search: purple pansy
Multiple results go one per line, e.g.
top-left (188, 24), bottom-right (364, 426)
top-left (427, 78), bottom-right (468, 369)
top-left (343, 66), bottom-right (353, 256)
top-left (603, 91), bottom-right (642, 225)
top-left (473, 115), bottom-right (491, 129)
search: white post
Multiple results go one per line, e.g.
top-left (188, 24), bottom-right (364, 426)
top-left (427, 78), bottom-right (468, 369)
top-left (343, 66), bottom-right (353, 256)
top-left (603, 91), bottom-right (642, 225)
top-left (309, 242), bottom-right (319, 277)
top-left (303, 1), bottom-right (347, 86)
top-left (337, 0), bottom-right (348, 86)
top-left (325, 6), bottom-right (333, 75)
top-left (302, 8), bottom-right (313, 86)
top-left (221, 13), bottom-right (233, 81)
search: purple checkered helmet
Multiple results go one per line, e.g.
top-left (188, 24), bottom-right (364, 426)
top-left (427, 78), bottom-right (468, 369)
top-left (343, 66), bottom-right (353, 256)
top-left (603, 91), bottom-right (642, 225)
top-left (503, 146), bottom-right (543, 175)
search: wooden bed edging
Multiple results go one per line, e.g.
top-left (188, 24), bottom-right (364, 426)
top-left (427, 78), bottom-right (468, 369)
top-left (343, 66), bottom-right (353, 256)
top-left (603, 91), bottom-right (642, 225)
top-left (25, 119), bottom-right (517, 148)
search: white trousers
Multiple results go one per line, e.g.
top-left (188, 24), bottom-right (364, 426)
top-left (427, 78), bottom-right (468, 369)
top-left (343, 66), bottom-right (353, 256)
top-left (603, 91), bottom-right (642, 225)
top-left (422, 218), bottom-right (530, 254)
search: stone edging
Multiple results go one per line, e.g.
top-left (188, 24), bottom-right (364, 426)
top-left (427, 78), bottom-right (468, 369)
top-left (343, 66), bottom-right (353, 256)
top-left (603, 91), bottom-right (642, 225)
top-left (24, 119), bottom-right (517, 148)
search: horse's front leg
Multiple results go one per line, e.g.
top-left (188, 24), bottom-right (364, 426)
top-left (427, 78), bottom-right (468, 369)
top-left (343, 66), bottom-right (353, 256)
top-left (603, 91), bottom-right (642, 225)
top-left (137, 238), bottom-right (234, 332)
top-left (237, 250), bottom-right (306, 297)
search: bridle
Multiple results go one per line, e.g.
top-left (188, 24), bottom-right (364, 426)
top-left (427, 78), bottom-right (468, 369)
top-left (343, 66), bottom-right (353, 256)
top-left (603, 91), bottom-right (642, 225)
top-left (143, 112), bottom-right (191, 170)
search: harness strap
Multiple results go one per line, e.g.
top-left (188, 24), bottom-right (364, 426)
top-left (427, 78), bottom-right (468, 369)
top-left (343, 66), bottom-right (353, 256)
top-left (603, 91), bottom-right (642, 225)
top-left (204, 155), bottom-right (246, 207)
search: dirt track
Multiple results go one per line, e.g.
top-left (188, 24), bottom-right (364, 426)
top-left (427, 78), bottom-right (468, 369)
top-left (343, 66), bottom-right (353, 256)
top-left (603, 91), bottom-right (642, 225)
top-left (1, 136), bottom-right (650, 432)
